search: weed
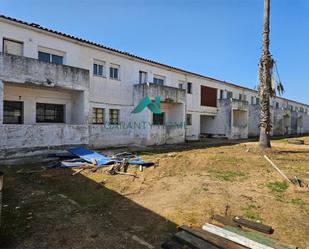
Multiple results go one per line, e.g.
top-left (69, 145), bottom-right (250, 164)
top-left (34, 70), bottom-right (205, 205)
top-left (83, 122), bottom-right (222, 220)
top-left (266, 181), bottom-right (289, 192)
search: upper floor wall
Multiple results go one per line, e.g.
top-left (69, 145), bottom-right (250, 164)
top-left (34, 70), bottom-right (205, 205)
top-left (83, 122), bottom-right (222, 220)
top-left (1, 17), bottom-right (308, 114)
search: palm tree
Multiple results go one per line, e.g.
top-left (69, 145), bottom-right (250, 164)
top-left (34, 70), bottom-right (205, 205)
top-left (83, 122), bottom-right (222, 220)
top-left (258, 0), bottom-right (273, 148)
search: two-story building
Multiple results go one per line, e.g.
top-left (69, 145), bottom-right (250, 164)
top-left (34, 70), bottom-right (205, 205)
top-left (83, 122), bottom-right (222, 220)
top-left (0, 15), bottom-right (308, 159)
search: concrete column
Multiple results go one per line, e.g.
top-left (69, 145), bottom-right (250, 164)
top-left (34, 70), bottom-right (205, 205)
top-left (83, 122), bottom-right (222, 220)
top-left (0, 80), bottom-right (3, 124)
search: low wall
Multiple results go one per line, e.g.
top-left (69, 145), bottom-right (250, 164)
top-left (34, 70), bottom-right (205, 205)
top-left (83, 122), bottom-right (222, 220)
top-left (0, 124), bottom-right (88, 159)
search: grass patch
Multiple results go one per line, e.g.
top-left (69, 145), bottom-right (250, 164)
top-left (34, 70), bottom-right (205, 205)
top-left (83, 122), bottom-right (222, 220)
top-left (209, 170), bottom-right (247, 181)
top-left (291, 198), bottom-right (305, 205)
top-left (266, 181), bottom-right (289, 192)
top-left (242, 204), bottom-right (261, 220)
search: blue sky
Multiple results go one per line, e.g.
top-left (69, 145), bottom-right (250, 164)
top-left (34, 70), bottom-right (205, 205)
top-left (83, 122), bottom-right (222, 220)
top-left (1, 0), bottom-right (308, 103)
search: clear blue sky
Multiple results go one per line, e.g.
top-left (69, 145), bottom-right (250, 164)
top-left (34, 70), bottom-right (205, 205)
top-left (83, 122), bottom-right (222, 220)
top-left (1, 0), bottom-right (308, 103)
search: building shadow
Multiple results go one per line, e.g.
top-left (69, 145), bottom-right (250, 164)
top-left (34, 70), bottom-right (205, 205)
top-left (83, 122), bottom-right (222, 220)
top-left (0, 164), bottom-right (177, 249)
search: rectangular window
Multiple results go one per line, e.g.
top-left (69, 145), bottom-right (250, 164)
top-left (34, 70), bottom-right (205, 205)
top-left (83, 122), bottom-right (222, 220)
top-left (3, 38), bottom-right (23, 56)
top-left (276, 102), bottom-right (279, 109)
top-left (220, 90), bottom-right (224, 99)
top-left (251, 96), bottom-right (255, 105)
top-left (227, 91), bottom-right (233, 99)
top-left (201, 85), bottom-right (217, 107)
top-left (186, 114), bottom-right (192, 126)
top-left (178, 80), bottom-right (185, 89)
top-left (139, 71), bottom-right (147, 84)
top-left (110, 65), bottom-right (120, 79)
top-left (187, 82), bottom-right (192, 94)
top-left (92, 108), bottom-right (104, 124)
top-left (93, 60), bottom-right (105, 77)
top-left (256, 98), bottom-right (260, 105)
top-left (153, 113), bottom-right (164, 125)
top-left (109, 109), bottom-right (120, 125)
top-left (38, 51), bottom-right (63, 64)
top-left (153, 75), bottom-right (165, 85)
top-left (36, 103), bottom-right (64, 123)
top-left (3, 101), bottom-right (23, 124)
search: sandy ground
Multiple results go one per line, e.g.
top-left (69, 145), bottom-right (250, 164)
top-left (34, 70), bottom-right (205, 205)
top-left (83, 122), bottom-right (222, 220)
top-left (0, 137), bottom-right (309, 248)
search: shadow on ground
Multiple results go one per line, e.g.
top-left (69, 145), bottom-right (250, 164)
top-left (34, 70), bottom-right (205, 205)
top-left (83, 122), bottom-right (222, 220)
top-left (0, 164), bottom-right (176, 249)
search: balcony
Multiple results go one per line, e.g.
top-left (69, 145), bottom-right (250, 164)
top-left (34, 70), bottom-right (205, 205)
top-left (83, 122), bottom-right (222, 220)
top-left (0, 52), bottom-right (89, 91)
top-left (133, 83), bottom-right (186, 104)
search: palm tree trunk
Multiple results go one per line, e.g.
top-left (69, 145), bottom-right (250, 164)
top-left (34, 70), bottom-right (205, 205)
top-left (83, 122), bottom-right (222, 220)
top-left (259, 0), bottom-right (273, 149)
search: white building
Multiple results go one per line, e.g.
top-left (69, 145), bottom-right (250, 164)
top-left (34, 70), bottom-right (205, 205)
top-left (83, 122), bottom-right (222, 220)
top-left (0, 15), bottom-right (308, 159)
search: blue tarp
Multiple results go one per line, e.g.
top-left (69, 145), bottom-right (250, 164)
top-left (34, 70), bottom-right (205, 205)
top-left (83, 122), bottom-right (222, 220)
top-left (67, 147), bottom-right (115, 166)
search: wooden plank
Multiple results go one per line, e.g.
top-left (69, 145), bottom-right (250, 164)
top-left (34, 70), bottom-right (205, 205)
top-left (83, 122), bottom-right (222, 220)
top-left (233, 216), bottom-right (273, 234)
top-left (179, 226), bottom-right (248, 249)
top-left (225, 226), bottom-right (298, 249)
top-left (174, 231), bottom-right (220, 249)
top-left (202, 223), bottom-right (273, 249)
top-left (212, 215), bottom-right (241, 228)
top-left (264, 155), bottom-right (292, 183)
top-left (161, 238), bottom-right (192, 249)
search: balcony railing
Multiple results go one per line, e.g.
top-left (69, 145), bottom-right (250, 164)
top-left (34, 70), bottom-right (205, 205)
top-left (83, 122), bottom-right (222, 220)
top-left (0, 52), bottom-right (89, 91)
top-left (134, 83), bottom-right (186, 103)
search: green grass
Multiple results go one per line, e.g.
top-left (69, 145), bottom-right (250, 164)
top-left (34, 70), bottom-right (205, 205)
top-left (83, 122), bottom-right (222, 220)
top-left (291, 198), bottom-right (305, 205)
top-left (266, 181), bottom-right (289, 192)
top-left (209, 170), bottom-right (247, 181)
top-left (241, 203), bottom-right (261, 220)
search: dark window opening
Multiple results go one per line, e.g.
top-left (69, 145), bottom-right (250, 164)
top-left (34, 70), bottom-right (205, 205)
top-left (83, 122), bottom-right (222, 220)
top-left (186, 114), bottom-right (192, 126)
top-left (110, 67), bottom-right (119, 79)
top-left (3, 101), bottom-right (23, 124)
top-left (94, 63), bottom-right (104, 76)
top-left (187, 82), bottom-right (192, 94)
top-left (153, 77), bottom-right (164, 85)
top-left (36, 103), bottom-right (64, 123)
top-left (153, 113), bottom-right (164, 125)
top-left (92, 108), bottom-right (104, 124)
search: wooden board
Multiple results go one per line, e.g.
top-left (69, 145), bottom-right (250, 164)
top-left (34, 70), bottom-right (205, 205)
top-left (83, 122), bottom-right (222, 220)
top-left (233, 217), bottom-right (273, 234)
top-left (174, 231), bottom-right (220, 249)
top-left (202, 223), bottom-right (273, 249)
top-left (179, 226), bottom-right (248, 249)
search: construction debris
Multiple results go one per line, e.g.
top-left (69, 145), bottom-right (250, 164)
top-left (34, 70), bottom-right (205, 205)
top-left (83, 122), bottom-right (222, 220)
top-left (50, 146), bottom-right (155, 177)
top-left (162, 214), bottom-right (298, 249)
top-left (287, 138), bottom-right (304, 145)
top-left (264, 155), bottom-right (292, 183)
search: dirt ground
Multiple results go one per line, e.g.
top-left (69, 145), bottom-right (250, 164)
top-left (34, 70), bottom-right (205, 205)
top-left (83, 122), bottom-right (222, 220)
top-left (0, 137), bottom-right (309, 249)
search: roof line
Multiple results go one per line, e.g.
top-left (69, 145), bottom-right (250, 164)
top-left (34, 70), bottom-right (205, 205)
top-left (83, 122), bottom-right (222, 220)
top-left (0, 14), bottom-right (308, 107)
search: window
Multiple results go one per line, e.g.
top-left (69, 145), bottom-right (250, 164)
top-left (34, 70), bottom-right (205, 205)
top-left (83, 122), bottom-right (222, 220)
top-left (110, 64), bottom-right (120, 79)
top-left (227, 91), bottom-right (233, 99)
top-left (251, 96), bottom-right (255, 105)
top-left (93, 60), bottom-right (105, 77)
top-left (186, 114), bottom-right (192, 126)
top-left (187, 82), bottom-right (192, 94)
top-left (300, 107), bottom-right (304, 113)
top-left (139, 71), bottom-right (147, 84)
top-left (256, 98), bottom-right (260, 105)
top-left (3, 101), bottom-right (23, 124)
top-left (201, 86), bottom-right (217, 107)
top-left (38, 51), bottom-right (63, 64)
top-left (109, 109), bottom-right (120, 125)
top-left (92, 108), bottom-right (104, 124)
top-left (3, 38), bottom-right (23, 56)
top-left (153, 75), bottom-right (165, 85)
top-left (220, 90), bottom-right (224, 99)
top-left (239, 94), bottom-right (247, 101)
top-left (276, 102), bottom-right (280, 109)
top-left (153, 113), bottom-right (164, 125)
top-left (36, 103), bottom-right (64, 123)
top-left (178, 80), bottom-right (185, 90)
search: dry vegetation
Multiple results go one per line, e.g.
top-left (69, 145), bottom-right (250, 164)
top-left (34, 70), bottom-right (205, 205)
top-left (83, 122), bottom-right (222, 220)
top-left (1, 137), bottom-right (309, 248)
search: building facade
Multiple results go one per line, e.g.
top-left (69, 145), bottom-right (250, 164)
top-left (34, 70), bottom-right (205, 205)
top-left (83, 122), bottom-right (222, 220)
top-left (0, 15), bottom-right (308, 159)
